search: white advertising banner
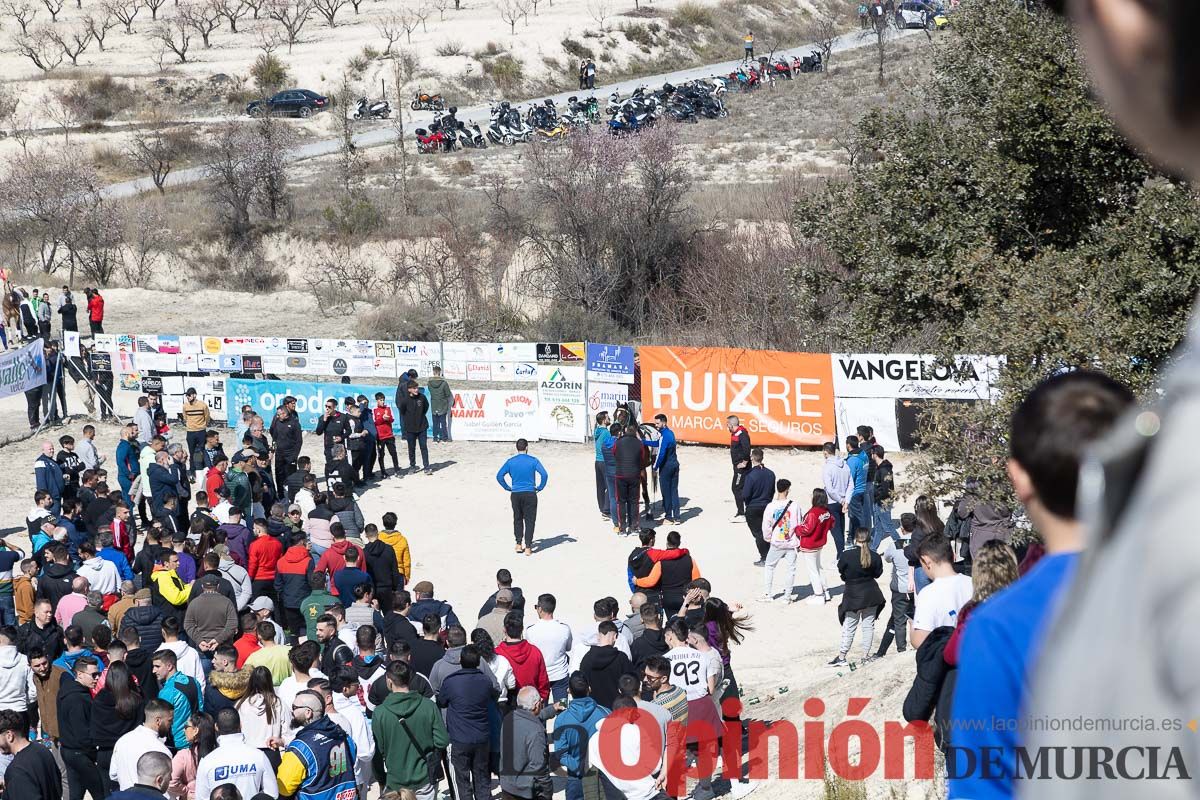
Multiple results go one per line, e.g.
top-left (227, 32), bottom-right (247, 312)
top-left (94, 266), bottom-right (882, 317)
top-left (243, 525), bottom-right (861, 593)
top-left (587, 382), bottom-right (629, 415)
top-left (835, 397), bottom-right (899, 453)
top-left (831, 353), bottom-right (1003, 400)
top-left (0, 339), bottom-right (46, 399)
top-left (450, 389), bottom-right (539, 441)
top-left (536, 365), bottom-right (587, 442)
top-left (443, 342), bottom-right (497, 363)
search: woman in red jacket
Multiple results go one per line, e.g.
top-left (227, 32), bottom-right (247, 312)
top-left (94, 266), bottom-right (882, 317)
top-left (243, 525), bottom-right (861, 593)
top-left (86, 288), bottom-right (104, 334)
top-left (798, 488), bottom-right (835, 606)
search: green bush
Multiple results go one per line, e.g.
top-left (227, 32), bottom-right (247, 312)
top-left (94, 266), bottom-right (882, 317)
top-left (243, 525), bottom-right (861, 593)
top-left (670, 1), bottom-right (714, 28)
top-left (251, 53), bottom-right (290, 94)
top-left (362, 44), bottom-right (380, 60)
top-left (561, 37), bottom-right (595, 60)
top-left (484, 54), bottom-right (524, 92)
top-left (436, 39), bottom-right (465, 57)
top-left (621, 22), bottom-right (655, 47)
top-left (347, 54), bottom-right (371, 77)
top-left (322, 196), bottom-right (384, 239)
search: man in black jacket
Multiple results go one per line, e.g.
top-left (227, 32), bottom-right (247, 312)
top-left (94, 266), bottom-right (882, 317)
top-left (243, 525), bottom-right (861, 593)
top-left (36, 545), bottom-right (74, 616)
top-left (629, 603), bottom-right (668, 670)
top-left (727, 415), bottom-right (752, 520)
top-left (869, 445), bottom-right (899, 549)
top-left (57, 655), bottom-right (105, 800)
top-left (476, 569), bottom-right (525, 618)
top-left (17, 599), bottom-right (64, 660)
top-left (284, 456), bottom-right (312, 502)
top-left (315, 614), bottom-right (354, 676)
top-left (362, 525), bottom-right (399, 614)
top-left (0, 708), bottom-right (62, 800)
top-left (578, 621), bottom-right (634, 709)
top-left (613, 426), bottom-right (644, 536)
top-left (397, 381), bottom-right (431, 474)
top-left (740, 448), bottom-right (776, 565)
top-left (270, 400), bottom-right (303, 487)
top-left (314, 399), bottom-right (350, 464)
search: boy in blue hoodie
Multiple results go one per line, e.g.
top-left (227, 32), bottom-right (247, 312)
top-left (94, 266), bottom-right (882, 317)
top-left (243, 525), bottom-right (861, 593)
top-left (553, 672), bottom-right (610, 800)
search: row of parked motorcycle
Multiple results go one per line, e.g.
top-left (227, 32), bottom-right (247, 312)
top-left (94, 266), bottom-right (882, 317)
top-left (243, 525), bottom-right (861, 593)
top-left (412, 76), bottom-right (737, 152)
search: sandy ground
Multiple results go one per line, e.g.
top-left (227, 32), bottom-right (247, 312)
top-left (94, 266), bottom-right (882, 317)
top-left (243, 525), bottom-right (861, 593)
top-left (0, 405), bottom-right (931, 796)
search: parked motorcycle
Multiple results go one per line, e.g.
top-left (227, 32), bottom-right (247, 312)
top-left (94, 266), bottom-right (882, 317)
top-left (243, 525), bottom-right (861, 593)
top-left (771, 59), bottom-right (793, 80)
top-left (487, 101), bottom-right (533, 145)
top-left (415, 125), bottom-right (446, 153)
top-left (799, 50), bottom-right (823, 73)
top-left (411, 91), bottom-right (447, 112)
top-left (353, 97), bottom-right (391, 120)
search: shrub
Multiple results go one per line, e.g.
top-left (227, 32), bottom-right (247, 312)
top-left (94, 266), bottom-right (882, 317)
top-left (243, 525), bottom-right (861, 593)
top-left (621, 22), bottom-right (655, 46)
top-left (482, 40), bottom-right (503, 56)
top-left (251, 54), bottom-right (290, 94)
top-left (449, 159), bottom-right (474, 176)
top-left (195, 243), bottom-right (287, 292)
top-left (347, 54), bottom-right (371, 77)
top-left (361, 44), bottom-right (380, 60)
top-left (561, 37), bottom-right (594, 60)
top-left (484, 54), bottom-right (524, 92)
top-left (356, 301), bottom-right (445, 341)
top-left (436, 39), bottom-right (464, 57)
top-left (62, 76), bottom-right (138, 122)
top-left (670, 1), bottom-right (714, 28)
top-left (322, 197), bottom-right (384, 239)
top-left (533, 303), bottom-right (627, 344)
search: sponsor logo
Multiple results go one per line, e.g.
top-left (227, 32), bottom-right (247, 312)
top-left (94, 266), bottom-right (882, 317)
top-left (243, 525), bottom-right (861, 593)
top-left (837, 357), bottom-right (983, 383)
top-left (333, 358), bottom-right (348, 375)
top-left (286, 356), bottom-right (307, 370)
top-left (214, 764), bottom-right (261, 780)
top-left (202, 337), bottom-right (222, 354)
top-left (287, 339), bottom-right (308, 353)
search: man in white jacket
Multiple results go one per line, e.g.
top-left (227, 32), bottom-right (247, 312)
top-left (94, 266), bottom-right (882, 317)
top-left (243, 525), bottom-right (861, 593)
top-left (76, 541), bottom-right (120, 597)
top-left (0, 630), bottom-right (36, 714)
top-left (111, 699), bottom-right (173, 790)
top-left (195, 708), bottom-right (278, 800)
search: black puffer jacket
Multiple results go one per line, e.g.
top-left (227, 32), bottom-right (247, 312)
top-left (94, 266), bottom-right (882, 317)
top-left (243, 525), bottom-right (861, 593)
top-left (36, 563), bottom-right (75, 614)
top-left (902, 625), bottom-right (955, 750)
top-left (17, 620), bottom-right (64, 660)
top-left (613, 435), bottom-right (643, 477)
top-left (836, 547), bottom-right (886, 623)
top-left (119, 605), bottom-right (166, 653)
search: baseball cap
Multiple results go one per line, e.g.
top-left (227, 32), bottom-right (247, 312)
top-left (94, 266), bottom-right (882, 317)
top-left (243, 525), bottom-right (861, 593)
top-left (412, 580), bottom-right (433, 596)
top-left (250, 596), bottom-right (274, 612)
top-left (171, 531), bottom-right (188, 543)
top-left (200, 574), bottom-right (221, 587)
top-left (495, 589), bottom-right (514, 604)
top-left (288, 504), bottom-right (302, 514)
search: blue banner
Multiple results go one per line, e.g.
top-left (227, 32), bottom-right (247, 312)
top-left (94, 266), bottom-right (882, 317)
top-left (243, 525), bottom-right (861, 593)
top-left (228, 379), bottom-right (430, 433)
top-left (585, 342), bottom-right (635, 384)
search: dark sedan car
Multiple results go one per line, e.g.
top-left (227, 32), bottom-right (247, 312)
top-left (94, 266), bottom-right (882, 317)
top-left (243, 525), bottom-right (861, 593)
top-left (246, 89), bottom-right (329, 118)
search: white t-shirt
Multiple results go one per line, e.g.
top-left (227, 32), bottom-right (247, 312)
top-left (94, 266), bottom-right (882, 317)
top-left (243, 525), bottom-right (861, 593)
top-left (111, 725), bottom-right (172, 789)
top-left (276, 669), bottom-right (326, 713)
top-left (664, 645), bottom-right (716, 701)
top-left (912, 573), bottom-right (973, 632)
top-left (589, 716), bottom-right (663, 800)
top-left (526, 618), bottom-right (573, 682)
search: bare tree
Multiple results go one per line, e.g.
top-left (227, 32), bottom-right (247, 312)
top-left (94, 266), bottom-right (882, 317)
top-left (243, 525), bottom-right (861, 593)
top-left (179, 0), bottom-right (220, 45)
top-left (393, 8), bottom-right (418, 42)
top-left (430, 0), bottom-right (448, 20)
top-left (144, 0), bottom-right (165, 20)
top-left (374, 13), bottom-right (402, 54)
top-left (266, 0), bottom-right (311, 52)
top-left (241, 0), bottom-right (260, 16)
top-left (807, 12), bottom-right (836, 73)
top-left (39, 0), bottom-right (62, 21)
top-left (311, 0), bottom-right (344, 27)
top-left (345, 0), bottom-right (362, 13)
top-left (254, 25), bottom-right (281, 51)
top-left (46, 24), bottom-right (94, 65)
top-left (211, 0), bottom-right (247, 30)
top-left (0, 152), bottom-right (100, 275)
top-left (84, 11), bottom-right (118, 48)
top-left (494, 0), bottom-right (521, 35)
top-left (120, 202), bottom-right (169, 287)
top-left (127, 121), bottom-right (181, 192)
top-left (585, 0), bottom-right (608, 28)
top-left (386, 60), bottom-right (411, 215)
top-left (413, 0), bottom-right (430, 31)
top-left (152, 16), bottom-right (191, 61)
top-left (48, 91), bottom-right (82, 142)
top-left (251, 109), bottom-right (293, 220)
top-left (205, 124), bottom-right (258, 239)
top-left (101, 0), bottom-right (140, 32)
top-left (12, 29), bottom-right (63, 71)
top-left (68, 198), bottom-right (125, 286)
top-left (871, 9), bottom-right (891, 82)
top-left (2, 0), bottom-right (37, 33)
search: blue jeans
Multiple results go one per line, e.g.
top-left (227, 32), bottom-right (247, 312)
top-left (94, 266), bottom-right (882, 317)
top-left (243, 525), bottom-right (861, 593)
top-left (848, 493), bottom-right (870, 535)
top-left (871, 502), bottom-right (899, 549)
top-left (432, 413), bottom-right (450, 441)
top-left (659, 460), bottom-right (680, 520)
top-left (605, 473), bottom-right (618, 521)
top-left (566, 776), bottom-right (584, 800)
top-left (550, 676), bottom-right (568, 703)
top-left (0, 597), bottom-right (15, 627)
top-left (827, 503), bottom-right (846, 552)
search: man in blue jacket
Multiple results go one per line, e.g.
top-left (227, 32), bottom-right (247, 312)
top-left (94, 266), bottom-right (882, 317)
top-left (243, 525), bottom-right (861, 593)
top-left (34, 442), bottom-right (65, 516)
top-left (646, 415), bottom-right (680, 525)
top-left (496, 439), bottom-right (548, 557)
top-left (593, 412), bottom-right (612, 519)
top-left (740, 448), bottom-right (776, 565)
top-left (553, 672), bottom-right (610, 800)
top-left (437, 644), bottom-right (499, 800)
top-left (844, 435), bottom-right (870, 533)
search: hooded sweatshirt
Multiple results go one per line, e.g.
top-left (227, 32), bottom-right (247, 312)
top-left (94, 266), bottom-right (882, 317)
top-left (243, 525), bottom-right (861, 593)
top-left (579, 645), bottom-right (634, 709)
top-left (274, 545), bottom-right (315, 609)
top-left (494, 639), bottom-right (549, 700)
top-left (0, 645), bottom-right (35, 711)
top-left (426, 377), bottom-right (453, 416)
top-left (553, 696), bottom-right (609, 777)
top-left (371, 691), bottom-right (449, 791)
top-left (822, 455), bottom-right (852, 505)
top-left (77, 555), bottom-right (121, 596)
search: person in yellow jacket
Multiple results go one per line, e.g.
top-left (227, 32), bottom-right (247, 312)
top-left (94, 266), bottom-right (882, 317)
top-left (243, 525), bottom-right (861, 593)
top-left (743, 31), bottom-right (754, 61)
top-left (182, 388), bottom-right (213, 461)
top-left (149, 552), bottom-right (193, 622)
top-left (377, 512), bottom-right (411, 585)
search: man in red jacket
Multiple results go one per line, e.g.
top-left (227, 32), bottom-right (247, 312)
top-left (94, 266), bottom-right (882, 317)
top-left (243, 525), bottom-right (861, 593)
top-left (86, 288), bottom-right (104, 334)
top-left (495, 610), bottom-right (549, 701)
top-left (372, 392), bottom-right (401, 477)
top-left (247, 518), bottom-right (283, 603)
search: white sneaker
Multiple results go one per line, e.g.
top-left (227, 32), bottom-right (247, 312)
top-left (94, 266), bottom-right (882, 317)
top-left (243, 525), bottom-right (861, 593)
top-left (729, 779), bottom-right (759, 799)
top-left (805, 595), bottom-right (826, 605)
top-left (757, 593), bottom-right (775, 603)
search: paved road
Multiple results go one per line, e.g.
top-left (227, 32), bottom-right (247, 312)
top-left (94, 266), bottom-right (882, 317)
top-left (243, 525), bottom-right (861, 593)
top-left (100, 27), bottom-right (917, 200)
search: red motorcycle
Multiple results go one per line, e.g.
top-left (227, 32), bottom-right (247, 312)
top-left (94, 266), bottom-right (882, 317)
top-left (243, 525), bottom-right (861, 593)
top-left (772, 59), bottom-right (793, 80)
top-left (415, 126), bottom-right (446, 154)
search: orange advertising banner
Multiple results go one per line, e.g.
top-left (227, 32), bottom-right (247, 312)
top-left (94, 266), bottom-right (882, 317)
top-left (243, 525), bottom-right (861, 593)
top-left (639, 346), bottom-right (836, 446)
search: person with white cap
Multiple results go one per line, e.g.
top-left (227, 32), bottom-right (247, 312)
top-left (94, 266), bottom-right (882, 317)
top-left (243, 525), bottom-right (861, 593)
top-left (248, 596), bottom-right (286, 644)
